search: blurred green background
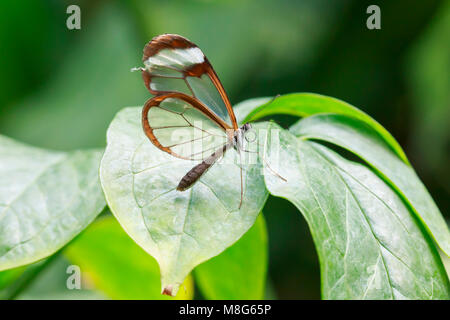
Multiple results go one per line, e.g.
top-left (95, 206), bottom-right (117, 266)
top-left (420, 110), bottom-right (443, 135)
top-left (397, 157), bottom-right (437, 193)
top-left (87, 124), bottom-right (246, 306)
top-left (0, 0), bottom-right (448, 299)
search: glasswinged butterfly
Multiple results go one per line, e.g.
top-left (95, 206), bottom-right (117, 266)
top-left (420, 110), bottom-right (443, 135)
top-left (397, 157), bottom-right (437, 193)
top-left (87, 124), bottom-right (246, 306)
top-left (135, 34), bottom-right (283, 209)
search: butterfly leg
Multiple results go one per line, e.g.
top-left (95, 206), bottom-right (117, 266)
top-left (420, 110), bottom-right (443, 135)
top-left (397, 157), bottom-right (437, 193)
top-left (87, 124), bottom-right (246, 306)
top-left (238, 150), bottom-right (244, 209)
top-left (234, 163), bottom-right (249, 172)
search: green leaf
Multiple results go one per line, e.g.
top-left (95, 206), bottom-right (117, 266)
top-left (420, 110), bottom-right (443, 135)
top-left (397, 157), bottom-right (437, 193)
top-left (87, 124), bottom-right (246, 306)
top-left (100, 107), bottom-right (268, 296)
top-left (194, 214), bottom-right (268, 300)
top-left (0, 135), bottom-right (105, 271)
top-left (241, 93), bottom-right (409, 165)
top-left (0, 267), bottom-right (25, 291)
top-left (234, 97), bottom-right (272, 125)
top-left (262, 123), bottom-right (450, 299)
top-left (64, 215), bottom-right (193, 300)
top-left (290, 114), bottom-right (450, 256)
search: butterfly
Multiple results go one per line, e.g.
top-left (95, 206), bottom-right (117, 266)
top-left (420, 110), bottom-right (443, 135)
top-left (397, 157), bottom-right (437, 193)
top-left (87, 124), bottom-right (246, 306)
top-left (135, 34), bottom-right (283, 209)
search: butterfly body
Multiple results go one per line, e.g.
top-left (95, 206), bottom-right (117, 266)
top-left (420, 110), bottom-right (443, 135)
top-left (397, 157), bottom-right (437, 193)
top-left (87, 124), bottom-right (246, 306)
top-left (233, 123), bottom-right (252, 152)
top-left (176, 123), bottom-right (252, 192)
top-left (176, 143), bottom-right (229, 192)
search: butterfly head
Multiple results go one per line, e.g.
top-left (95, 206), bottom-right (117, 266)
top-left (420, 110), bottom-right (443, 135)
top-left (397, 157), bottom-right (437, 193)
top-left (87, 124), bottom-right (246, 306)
top-left (233, 123), bottom-right (253, 151)
top-left (241, 123), bottom-right (252, 132)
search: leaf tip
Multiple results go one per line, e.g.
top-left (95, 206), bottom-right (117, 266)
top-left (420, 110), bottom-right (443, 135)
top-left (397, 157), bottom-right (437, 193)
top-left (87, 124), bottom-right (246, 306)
top-left (162, 284), bottom-right (175, 296)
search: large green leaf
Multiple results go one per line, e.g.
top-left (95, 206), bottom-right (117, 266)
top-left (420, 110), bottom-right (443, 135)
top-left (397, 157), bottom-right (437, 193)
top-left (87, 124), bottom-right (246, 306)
top-left (262, 123), bottom-right (449, 299)
top-left (64, 215), bottom-right (193, 300)
top-left (0, 135), bottom-right (105, 271)
top-left (240, 93), bottom-right (409, 164)
top-left (194, 214), bottom-right (268, 300)
top-left (100, 107), bottom-right (268, 296)
top-left (290, 114), bottom-right (450, 256)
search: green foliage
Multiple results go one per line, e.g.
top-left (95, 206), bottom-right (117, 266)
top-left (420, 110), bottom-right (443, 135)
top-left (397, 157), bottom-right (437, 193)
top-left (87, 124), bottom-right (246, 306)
top-left (291, 114), bottom-right (450, 255)
top-left (0, 135), bottom-right (105, 271)
top-left (96, 92), bottom-right (449, 299)
top-left (0, 0), bottom-right (448, 301)
top-left (242, 93), bottom-right (409, 164)
top-left (0, 267), bottom-right (25, 292)
top-left (194, 214), bottom-right (268, 300)
top-left (262, 122), bottom-right (449, 299)
top-left (1, 91), bottom-right (449, 300)
top-left (64, 215), bottom-right (193, 300)
top-left (242, 93), bottom-right (450, 256)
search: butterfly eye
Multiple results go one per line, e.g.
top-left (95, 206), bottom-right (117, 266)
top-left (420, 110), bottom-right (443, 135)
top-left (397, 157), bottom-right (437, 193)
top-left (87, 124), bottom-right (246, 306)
top-left (244, 129), bottom-right (257, 143)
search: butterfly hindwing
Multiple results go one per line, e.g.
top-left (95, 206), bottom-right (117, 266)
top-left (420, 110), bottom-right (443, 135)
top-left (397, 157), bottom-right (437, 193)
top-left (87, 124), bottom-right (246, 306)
top-left (142, 93), bottom-right (229, 161)
top-left (141, 34), bottom-right (238, 129)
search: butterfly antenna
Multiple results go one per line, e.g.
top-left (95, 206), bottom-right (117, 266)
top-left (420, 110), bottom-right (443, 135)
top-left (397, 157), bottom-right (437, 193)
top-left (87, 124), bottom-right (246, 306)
top-left (238, 151), bottom-right (244, 209)
top-left (131, 67), bottom-right (145, 72)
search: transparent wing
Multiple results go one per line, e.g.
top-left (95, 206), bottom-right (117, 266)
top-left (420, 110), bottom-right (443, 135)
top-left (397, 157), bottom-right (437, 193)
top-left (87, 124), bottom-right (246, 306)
top-left (140, 34), bottom-right (238, 129)
top-left (142, 93), bottom-right (229, 161)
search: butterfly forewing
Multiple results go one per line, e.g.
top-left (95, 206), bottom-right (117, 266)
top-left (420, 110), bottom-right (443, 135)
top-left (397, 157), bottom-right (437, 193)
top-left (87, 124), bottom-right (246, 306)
top-left (141, 34), bottom-right (238, 129)
top-left (142, 93), bottom-right (228, 161)
top-left (185, 74), bottom-right (230, 122)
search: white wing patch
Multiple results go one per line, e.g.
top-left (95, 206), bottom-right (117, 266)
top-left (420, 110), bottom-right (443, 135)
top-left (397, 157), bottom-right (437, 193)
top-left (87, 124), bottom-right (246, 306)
top-left (145, 48), bottom-right (204, 71)
top-left (143, 46), bottom-right (232, 126)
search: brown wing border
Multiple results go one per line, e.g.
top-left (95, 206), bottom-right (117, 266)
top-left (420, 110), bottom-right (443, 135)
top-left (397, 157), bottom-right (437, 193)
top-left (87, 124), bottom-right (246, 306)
top-left (142, 92), bottom-right (231, 160)
top-left (141, 34), bottom-right (238, 130)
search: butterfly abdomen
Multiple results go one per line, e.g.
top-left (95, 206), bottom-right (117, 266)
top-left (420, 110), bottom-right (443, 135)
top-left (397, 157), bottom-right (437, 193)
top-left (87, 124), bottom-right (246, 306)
top-left (176, 161), bottom-right (211, 191)
top-left (176, 143), bottom-right (230, 191)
